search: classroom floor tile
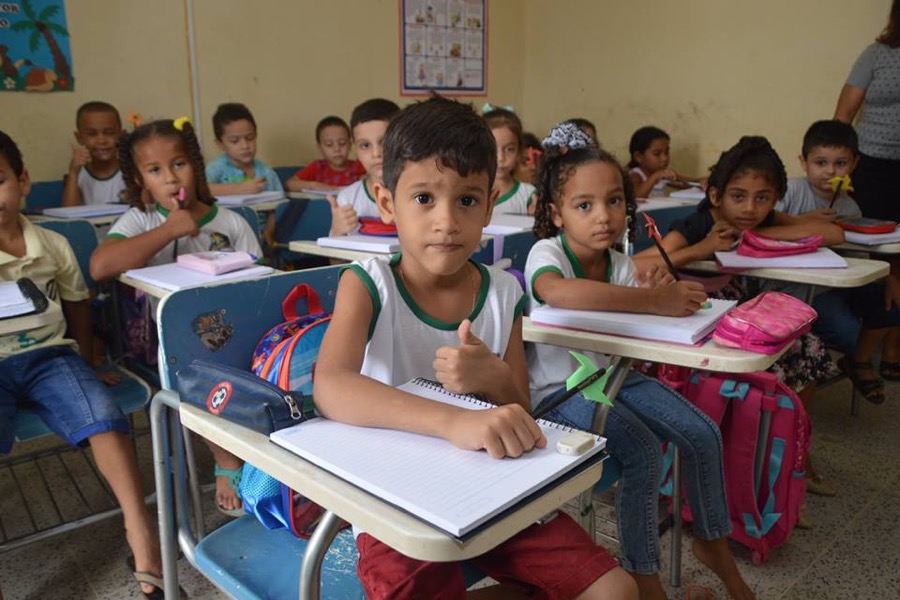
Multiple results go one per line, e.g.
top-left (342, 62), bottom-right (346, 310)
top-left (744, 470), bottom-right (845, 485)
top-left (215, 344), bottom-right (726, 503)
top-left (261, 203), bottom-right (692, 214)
top-left (1, 378), bottom-right (899, 599)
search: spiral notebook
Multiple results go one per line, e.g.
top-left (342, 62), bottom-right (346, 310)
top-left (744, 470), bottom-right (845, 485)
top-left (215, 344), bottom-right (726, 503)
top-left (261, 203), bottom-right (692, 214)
top-left (270, 378), bottom-right (606, 538)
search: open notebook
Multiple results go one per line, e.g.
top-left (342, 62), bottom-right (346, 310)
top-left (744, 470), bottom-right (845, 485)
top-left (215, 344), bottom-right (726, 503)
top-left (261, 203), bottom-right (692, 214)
top-left (42, 204), bottom-right (130, 218)
top-left (317, 234), bottom-right (400, 254)
top-left (215, 191), bottom-right (285, 206)
top-left (530, 298), bottom-right (736, 345)
top-left (270, 378), bottom-right (606, 538)
top-left (844, 229), bottom-right (900, 246)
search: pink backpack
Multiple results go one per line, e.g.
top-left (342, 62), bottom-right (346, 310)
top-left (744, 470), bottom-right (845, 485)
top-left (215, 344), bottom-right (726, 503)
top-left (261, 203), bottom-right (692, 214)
top-left (659, 368), bottom-right (810, 564)
top-left (713, 292), bottom-right (817, 355)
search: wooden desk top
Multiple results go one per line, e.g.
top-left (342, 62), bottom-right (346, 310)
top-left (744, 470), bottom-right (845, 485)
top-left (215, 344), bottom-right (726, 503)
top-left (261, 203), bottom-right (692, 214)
top-left (288, 239), bottom-right (386, 262)
top-left (683, 257), bottom-right (888, 288)
top-left (179, 403), bottom-right (604, 562)
top-left (522, 318), bottom-right (785, 373)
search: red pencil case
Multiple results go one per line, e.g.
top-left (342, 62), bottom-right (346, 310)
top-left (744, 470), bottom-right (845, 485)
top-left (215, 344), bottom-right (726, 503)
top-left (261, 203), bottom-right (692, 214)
top-left (358, 217), bottom-right (398, 237)
top-left (837, 218), bottom-right (897, 234)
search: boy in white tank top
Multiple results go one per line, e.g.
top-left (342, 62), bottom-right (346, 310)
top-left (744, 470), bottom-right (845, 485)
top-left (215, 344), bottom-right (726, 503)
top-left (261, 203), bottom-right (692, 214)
top-left (313, 96), bottom-right (635, 600)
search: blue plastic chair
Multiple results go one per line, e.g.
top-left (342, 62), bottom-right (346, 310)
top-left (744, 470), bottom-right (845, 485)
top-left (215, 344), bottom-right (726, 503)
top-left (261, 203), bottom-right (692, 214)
top-left (633, 205), bottom-right (696, 253)
top-left (273, 165), bottom-right (303, 190)
top-left (26, 180), bottom-right (65, 211)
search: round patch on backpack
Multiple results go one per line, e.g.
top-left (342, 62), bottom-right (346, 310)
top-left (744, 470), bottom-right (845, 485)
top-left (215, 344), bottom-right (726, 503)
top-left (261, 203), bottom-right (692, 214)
top-left (207, 381), bottom-right (233, 415)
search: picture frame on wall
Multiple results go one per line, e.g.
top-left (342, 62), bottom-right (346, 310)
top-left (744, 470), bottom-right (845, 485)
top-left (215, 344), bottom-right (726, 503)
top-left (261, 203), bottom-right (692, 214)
top-left (400, 0), bottom-right (487, 96)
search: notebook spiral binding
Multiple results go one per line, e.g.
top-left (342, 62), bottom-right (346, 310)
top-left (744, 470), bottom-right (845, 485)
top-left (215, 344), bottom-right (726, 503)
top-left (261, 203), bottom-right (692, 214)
top-left (410, 378), bottom-right (579, 434)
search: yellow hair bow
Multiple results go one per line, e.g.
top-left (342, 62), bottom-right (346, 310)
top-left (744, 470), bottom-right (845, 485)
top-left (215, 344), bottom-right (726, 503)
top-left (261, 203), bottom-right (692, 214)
top-left (173, 116), bottom-right (192, 131)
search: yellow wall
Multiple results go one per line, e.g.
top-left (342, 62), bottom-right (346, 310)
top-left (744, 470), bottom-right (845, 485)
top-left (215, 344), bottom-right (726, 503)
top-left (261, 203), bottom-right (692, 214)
top-left (521, 0), bottom-right (891, 177)
top-left (1, 0), bottom-right (891, 183)
top-left (1, 0), bottom-right (524, 182)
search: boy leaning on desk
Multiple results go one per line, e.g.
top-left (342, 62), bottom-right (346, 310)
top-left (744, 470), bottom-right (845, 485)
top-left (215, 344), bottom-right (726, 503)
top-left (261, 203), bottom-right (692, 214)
top-left (312, 97), bottom-right (637, 599)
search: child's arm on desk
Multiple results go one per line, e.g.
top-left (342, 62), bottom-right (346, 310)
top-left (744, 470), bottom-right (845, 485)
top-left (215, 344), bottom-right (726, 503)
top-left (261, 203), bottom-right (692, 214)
top-left (634, 222), bottom-right (739, 270)
top-left (314, 271), bottom-right (545, 459)
top-left (757, 212), bottom-right (845, 246)
top-left (90, 207), bottom-right (199, 280)
top-left (534, 269), bottom-right (706, 317)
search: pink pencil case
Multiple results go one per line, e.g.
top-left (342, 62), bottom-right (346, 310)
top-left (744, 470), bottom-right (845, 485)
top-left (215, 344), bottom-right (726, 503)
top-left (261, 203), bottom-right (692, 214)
top-left (736, 230), bottom-right (821, 258)
top-left (177, 251), bottom-right (256, 275)
top-left (712, 292), bottom-right (817, 354)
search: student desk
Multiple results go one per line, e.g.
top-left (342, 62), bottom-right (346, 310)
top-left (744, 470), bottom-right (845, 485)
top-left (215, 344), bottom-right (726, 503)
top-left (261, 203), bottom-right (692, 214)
top-left (835, 241), bottom-right (900, 255)
top-left (635, 197), bottom-right (702, 213)
top-left (0, 302), bottom-right (63, 336)
top-left (683, 257), bottom-right (889, 289)
top-left (522, 318), bottom-right (787, 587)
top-left (152, 398), bottom-right (604, 599)
top-left (288, 236), bottom-right (498, 264)
top-left (287, 191), bottom-right (332, 201)
top-left (29, 212), bottom-right (122, 227)
top-left (117, 268), bottom-right (282, 301)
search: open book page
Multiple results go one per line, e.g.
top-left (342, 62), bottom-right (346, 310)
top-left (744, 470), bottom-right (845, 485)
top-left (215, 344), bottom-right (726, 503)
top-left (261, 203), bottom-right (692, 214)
top-left (530, 299), bottom-right (736, 345)
top-left (270, 378), bottom-right (605, 538)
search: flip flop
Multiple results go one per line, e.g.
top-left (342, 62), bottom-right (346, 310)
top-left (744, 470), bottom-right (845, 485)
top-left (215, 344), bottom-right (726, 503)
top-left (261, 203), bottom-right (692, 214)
top-left (126, 556), bottom-right (187, 600)
top-left (880, 360), bottom-right (900, 381)
top-left (685, 585), bottom-right (714, 600)
top-left (215, 464), bottom-right (245, 518)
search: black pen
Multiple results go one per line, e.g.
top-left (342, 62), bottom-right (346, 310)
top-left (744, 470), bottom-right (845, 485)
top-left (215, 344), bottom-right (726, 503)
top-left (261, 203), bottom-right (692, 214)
top-left (533, 367), bottom-right (607, 421)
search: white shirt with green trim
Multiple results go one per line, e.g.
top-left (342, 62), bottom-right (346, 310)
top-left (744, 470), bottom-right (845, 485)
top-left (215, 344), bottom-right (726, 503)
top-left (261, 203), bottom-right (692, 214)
top-left (347, 254), bottom-right (526, 387)
top-left (107, 203), bottom-right (262, 267)
top-left (524, 234), bottom-right (635, 406)
top-left (77, 167), bottom-right (126, 205)
top-left (335, 179), bottom-right (381, 221)
top-left (492, 180), bottom-right (535, 215)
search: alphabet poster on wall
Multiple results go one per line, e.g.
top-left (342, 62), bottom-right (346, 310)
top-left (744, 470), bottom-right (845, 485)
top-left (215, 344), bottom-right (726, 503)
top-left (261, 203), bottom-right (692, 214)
top-left (0, 0), bottom-right (73, 92)
top-left (401, 0), bottom-right (486, 95)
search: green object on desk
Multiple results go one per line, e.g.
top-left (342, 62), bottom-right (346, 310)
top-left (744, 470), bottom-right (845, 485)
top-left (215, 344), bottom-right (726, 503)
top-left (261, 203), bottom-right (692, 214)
top-left (567, 351), bottom-right (612, 406)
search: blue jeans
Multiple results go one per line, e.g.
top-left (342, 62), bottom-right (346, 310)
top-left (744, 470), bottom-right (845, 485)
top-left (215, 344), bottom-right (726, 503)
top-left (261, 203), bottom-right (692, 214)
top-left (811, 285), bottom-right (900, 356)
top-left (536, 371), bottom-right (731, 574)
top-left (0, 346), bottom-right (129, 454)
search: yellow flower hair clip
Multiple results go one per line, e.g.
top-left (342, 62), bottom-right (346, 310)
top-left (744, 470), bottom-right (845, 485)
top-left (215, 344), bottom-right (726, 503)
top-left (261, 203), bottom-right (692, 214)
top-left (126, 111), bottom-right (142, 129)
top-left (173, 116), bottom-right (192, 131)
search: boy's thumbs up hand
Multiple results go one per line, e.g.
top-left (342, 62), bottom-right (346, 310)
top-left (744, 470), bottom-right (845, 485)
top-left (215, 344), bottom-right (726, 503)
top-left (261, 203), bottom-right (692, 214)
top-left (327, 194), bottom-right (359, 235)
top-left (435, 319), bottom-right (494, 395)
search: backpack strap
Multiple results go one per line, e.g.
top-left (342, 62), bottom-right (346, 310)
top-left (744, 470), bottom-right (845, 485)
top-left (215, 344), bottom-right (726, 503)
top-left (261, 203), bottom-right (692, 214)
top-left (743, 437), bottom-right (786, 537)
top-left (282, 284), bottom-right (324, 319)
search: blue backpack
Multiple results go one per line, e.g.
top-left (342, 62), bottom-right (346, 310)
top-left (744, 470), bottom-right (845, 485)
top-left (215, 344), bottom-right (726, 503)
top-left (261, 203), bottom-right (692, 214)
top-left (240, 284), bottom-right (335, 537)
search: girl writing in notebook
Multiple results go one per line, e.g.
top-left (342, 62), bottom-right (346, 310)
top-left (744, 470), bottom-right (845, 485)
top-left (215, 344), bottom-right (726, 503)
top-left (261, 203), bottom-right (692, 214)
top-left (635, 136), bottom-right (843, 500)
top-left (90, 117), bottom-right (261, 518)
top-left (526, 122), bottom-right (755, 600)
top-left (483, 106), bottom-right (537, 214)
top-left (627, 126), bottom-right (705, 199)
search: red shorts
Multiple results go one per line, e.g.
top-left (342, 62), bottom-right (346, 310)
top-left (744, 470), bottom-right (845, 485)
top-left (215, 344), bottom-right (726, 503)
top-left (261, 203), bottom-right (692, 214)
top-left (357, 513), bottom-right (619, 600)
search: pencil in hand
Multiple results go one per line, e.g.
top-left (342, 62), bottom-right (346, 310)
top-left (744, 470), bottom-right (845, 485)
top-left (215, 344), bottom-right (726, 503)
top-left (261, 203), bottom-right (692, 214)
top-left (642, 212), bottom-right (681, 281)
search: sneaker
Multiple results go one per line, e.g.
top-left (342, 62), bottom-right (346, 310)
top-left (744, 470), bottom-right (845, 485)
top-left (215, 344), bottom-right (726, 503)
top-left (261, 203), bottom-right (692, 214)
top-left (806, 473), bottom-right (836, 497)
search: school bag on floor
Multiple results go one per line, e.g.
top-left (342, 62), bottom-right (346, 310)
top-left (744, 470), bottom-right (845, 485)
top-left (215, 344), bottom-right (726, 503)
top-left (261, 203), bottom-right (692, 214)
top-left (239, 283), bottom-right (336, 538)
top-left (659, 369), bottom-right (810, 565)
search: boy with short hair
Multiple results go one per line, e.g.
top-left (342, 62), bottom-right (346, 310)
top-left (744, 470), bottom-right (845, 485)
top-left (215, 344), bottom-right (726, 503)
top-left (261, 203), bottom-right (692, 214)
top-left (0, 130), bottom-right (163, 597)
top-left (776, 119), bottom-right (861, 219)
top-left (206, 102), bottom-right (283, 197)
top-left (327, 98), bottom-right (401, 236)
top-left (313, 97), bottom-right (636, 600)
top-left (61, 101), bottom-right (126, 206)
top-left (285, 116), bottom-right (364, 192)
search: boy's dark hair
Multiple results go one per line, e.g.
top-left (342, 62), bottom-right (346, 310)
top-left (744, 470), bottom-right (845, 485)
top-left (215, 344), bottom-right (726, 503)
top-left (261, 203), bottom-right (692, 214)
top-left (76, 101), bottom-right (122, 129)
top-left (315, 116), bottom-right (351, 142)
top-left (0, 130), bottom-right (24, 177)
top-left (801, 119), bottom-right (859, 157)
top-left (627, 126), bottom-right (669, 168)
top-left (522, 132), bottom-right (541, 150)
top-left (118, 119), bottom-right (214, 209)
top-left (382, 95), bottom-right (496, 194)
top-left (534, 142), bottom-right (636, 243)
top-left (483, 107), bottom-right (523, 149)
top-left (212, 103), bottom-right (256, 140)
top-left (350, 98), bottom-right (400, 132)
top-left (701, 135), bottom-right (787, 211)
top-left (877, 0), bottom-right (899, 47)
top-left (565, 118), bottom-right (597, 138)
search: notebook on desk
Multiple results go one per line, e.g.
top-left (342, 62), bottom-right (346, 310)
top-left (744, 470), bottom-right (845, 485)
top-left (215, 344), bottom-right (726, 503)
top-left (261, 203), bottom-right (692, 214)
top-left (41, 204), bottom-right (130, 218)
top-left (529, 299), bottom-right (736, 345)
top-left (844, 229), bottom-right (900, 246)
top-left (714, 248), bottom-right (848, 269)
top-left (316, 234), bottom-right (400, 254)
top-left (215, 191), bottom-right (285, 205)
top-left (484, 214), bottom-right (535, 235)
top-left (270, 378), bottom-right (606, 538)
top-left (123, 263), bottom-right (274, 291)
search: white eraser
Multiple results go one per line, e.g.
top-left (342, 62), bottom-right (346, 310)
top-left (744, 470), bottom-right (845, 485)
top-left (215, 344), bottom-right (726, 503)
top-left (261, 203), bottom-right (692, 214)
top-left (556, 431), bottom-right (595, 456)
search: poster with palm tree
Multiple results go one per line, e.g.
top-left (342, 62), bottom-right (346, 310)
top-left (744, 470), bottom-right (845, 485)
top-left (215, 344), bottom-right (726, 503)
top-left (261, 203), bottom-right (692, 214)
top-left (0, 0), bottom-right (73, 92)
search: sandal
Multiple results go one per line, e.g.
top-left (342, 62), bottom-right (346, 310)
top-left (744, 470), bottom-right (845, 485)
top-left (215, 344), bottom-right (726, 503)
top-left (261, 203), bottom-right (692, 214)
top-left (214, 464), bottom-right (245, 518)
top-left (685, 585), bottom-right (714, 600)
top-left (126, 556), bottom-right (187, 599)
top-left (880, 360), bottom-right (900, 382)
top-left (838, 358), bottom-right (885, 405)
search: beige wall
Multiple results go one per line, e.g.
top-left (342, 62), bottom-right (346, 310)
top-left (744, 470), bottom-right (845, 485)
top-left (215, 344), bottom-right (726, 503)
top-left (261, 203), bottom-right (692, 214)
top-left (2, 0), bottom-right (891, 183)
top-left (521, 0), bottom-right (891, 177)
top-left (1, 0), bottom-right (524, 182)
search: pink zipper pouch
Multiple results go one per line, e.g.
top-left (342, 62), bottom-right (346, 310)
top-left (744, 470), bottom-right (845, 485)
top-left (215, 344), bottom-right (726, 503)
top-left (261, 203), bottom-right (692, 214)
top-left (736, 230), bottom-right (821, 258)
top-left (712, 291), bottom-right (817, 354)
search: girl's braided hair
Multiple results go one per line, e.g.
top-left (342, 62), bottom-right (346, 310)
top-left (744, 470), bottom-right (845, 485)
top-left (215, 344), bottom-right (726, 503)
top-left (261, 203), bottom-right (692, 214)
top-left (118, 118), bottom-right (214, 209)
top-left (533, 122), bottom-right (636, 246)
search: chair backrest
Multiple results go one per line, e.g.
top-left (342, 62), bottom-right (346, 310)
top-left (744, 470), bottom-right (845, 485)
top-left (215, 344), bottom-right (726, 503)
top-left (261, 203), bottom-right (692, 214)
top-left (225, 206), bottom-right (262, 244)
top-left (156, 266), bottom-right (342, 389)
top-left (26, 180), bottom-right (65, 210)
top-left (274, 165), bottom-right (303, 189)
top-left (633, 206), bottom-right (695, 253)
top-left (36, 219), bottom-right (100, 289)
top-left (497, 230), bottom-right (537, 272)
